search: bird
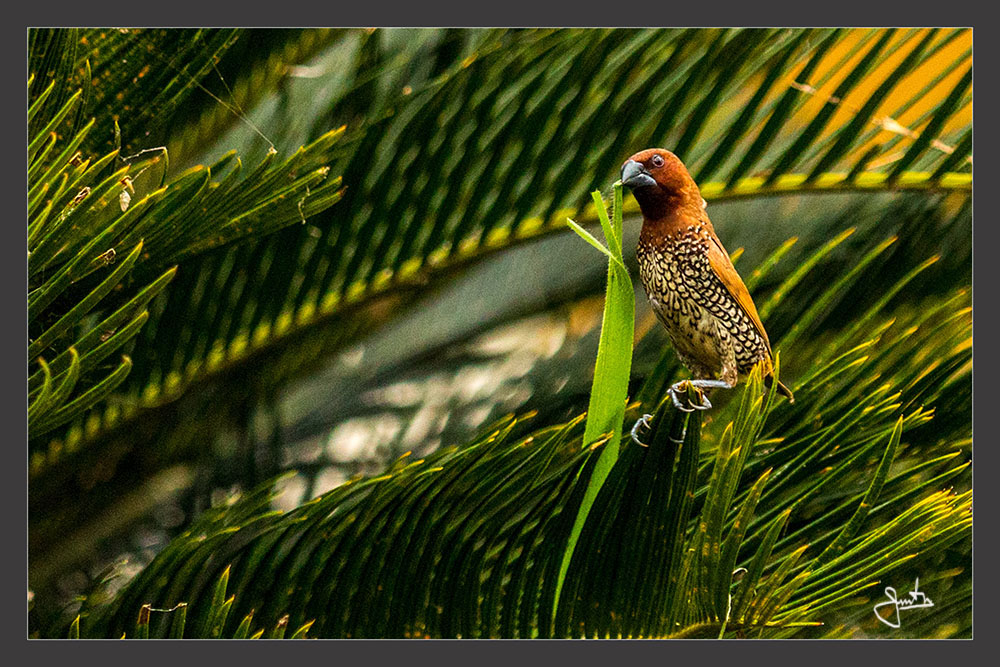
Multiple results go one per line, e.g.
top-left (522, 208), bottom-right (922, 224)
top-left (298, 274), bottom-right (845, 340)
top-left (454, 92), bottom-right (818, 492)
top-left (620, 148), bottom-right (793, 441)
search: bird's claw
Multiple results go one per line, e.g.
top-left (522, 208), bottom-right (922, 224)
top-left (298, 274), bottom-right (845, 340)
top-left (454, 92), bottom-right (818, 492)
top-left (668, 380), bottom-right (714, 412)
top-left (668, 386), bottom-right (697, 412)
top-left (630, 413), bottom-right (654, 447)
top-left (635, 379), bottom-right (730, 445)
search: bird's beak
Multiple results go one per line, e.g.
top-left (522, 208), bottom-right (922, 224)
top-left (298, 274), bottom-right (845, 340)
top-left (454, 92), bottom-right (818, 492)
top-left (621, 160), bottom-right (656, 189)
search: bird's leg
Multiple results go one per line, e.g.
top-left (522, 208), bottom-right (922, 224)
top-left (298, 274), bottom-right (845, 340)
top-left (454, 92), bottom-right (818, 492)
top-left (631, 376), bottom-right (735, 446)
top-left (630, 413), bottom-right (654, 447)
top-left (668, 378), bottom-right (734, 412)
top-left (686, 379), bottom-right (734, 391)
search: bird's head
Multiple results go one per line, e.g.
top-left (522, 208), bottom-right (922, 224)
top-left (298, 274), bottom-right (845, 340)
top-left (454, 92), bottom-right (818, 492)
top-left (620, 148), bottom-right (701, 220)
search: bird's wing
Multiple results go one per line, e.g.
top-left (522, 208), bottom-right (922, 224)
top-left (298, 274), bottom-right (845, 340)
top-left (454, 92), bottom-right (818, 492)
top-left (703, 234), bottom-right (772, 355)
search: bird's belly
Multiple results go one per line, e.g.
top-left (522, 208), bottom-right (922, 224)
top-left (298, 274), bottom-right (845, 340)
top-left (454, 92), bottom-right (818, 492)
top-left (647, 291), bottom-right (725, 370)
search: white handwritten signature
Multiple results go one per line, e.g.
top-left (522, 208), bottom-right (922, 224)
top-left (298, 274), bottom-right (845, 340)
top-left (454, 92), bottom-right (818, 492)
top-left (873, 577), bottom-right (934, 629)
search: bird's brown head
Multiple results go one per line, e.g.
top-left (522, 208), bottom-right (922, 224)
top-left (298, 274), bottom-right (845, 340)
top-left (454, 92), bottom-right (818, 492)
top-left (620, 148), bottom-right (701, 221)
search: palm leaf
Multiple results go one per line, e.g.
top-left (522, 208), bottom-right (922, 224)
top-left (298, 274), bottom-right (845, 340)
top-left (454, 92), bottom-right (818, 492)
top-left (28, 28), bottom-right (971, 637)
top-left (27, 78), bottom-right (345, 446)
top-left (31, 28), bottom-right (969, 482)
top-left (74, 212), bottom-right (970, 637)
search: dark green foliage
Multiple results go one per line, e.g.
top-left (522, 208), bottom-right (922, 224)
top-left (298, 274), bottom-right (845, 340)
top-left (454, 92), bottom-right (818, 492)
top-left (28, 57), bottom-right (346, 453)
top-left (28, 28), bottom-right (971, 638)
top-left (70, 567), bottom-right (313, 639)
top-left (77, 221), bottom-right (970, 637)
top-left (29, 29), bottom-right (238, 156)
top-left (34, 28), bottom-right (970, 469)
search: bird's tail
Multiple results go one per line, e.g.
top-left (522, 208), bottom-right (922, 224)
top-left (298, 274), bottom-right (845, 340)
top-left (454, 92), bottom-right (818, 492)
top-left (765, 374), bottom-right (795, 403)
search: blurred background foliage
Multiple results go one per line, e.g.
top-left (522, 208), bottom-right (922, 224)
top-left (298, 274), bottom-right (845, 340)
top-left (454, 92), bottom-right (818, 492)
top-left (27, 27), bottom-right (971, 638)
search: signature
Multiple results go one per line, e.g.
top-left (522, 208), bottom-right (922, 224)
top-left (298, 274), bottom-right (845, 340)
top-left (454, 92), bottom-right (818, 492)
top-left (873, 578), bottom-right (934, 629)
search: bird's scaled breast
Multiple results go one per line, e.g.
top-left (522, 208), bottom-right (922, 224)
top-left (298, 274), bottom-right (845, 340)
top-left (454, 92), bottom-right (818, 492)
top-left (637, 229), bottom-right (771, 372)
top-left (636, 230), bottom-right (707, 306)
top-left (636, 233), bottom-right (706, 334)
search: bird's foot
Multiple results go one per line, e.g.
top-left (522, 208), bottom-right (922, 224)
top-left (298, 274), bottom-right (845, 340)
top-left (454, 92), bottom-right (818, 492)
top-left (667, 379), bottom-right (731, 412)
top-left (686, 379), bottom-right (734, 392)
top-left (630, 413), bottom-right (654, 447)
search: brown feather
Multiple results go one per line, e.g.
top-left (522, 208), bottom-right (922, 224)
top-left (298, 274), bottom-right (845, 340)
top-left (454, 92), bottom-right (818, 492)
top-left (705, 234), bottom-right (772, 355)
top-left (707, 235), bottom-right (794, 400)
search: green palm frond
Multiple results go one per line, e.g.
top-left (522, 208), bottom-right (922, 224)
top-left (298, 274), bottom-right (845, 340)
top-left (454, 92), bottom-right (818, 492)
top-left (29, 29), bottom-right (240, 157)
top-left (28, 29), bottom-right (340, 159)
top-left (32, 28), bottom-right (970, 474)
top-left (28, 28), bottom-right (971, 637)
top-left (74, 213), bottom-right (970, 637)
top-left (72, 565), bottom-right (315, 639)
top-left (163, 29), bottom-right (343, 168)
top-left (28, 72), bottom-right (345, 448)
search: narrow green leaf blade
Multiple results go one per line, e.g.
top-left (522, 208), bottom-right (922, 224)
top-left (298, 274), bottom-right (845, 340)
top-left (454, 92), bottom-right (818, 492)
top-left (553, 182), bottom-right (635, 624)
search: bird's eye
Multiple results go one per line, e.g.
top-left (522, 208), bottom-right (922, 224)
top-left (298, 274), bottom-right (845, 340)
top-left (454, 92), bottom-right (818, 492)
top-left (651, 154), bottom-right (664, 168)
